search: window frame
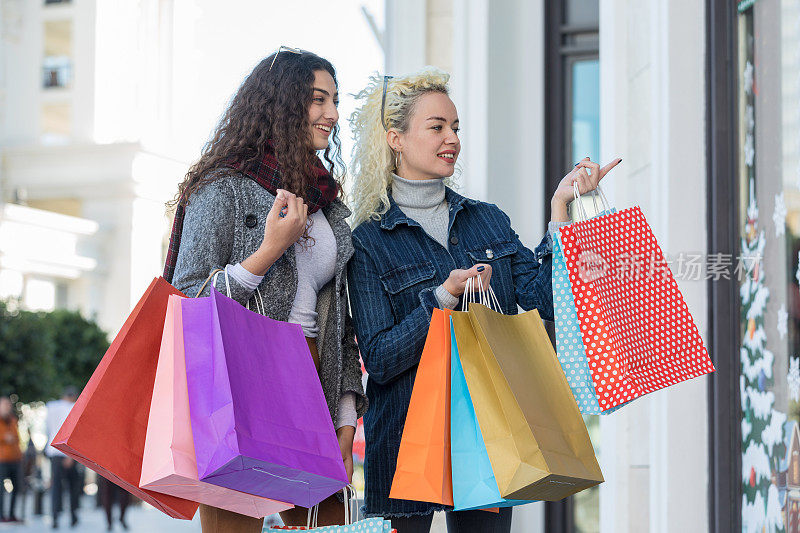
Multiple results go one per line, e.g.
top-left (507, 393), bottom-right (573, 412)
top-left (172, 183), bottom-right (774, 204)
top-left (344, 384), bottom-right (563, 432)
top-left (543, 1), bottom-right (598, 529)
top-left (705, 0), bottom-right (741, 531)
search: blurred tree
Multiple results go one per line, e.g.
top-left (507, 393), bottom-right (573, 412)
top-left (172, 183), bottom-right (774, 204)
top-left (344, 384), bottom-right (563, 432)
top-left (48, 308), bottom-right (109, 396)
top-left (0, 301), bottom-right (108, 403)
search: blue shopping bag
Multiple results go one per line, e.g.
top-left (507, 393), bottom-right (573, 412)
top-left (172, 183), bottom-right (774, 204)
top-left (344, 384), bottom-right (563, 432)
top-left (449, 318), bottom-right (533, 511)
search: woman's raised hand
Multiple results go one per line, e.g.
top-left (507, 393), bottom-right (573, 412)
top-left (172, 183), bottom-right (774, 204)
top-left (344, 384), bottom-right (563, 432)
top-left (262, 189), bottom-right (308, 254)
top-left (242, 189), bottom-right (308, 276)
top-left (442, 264), bottom-right (493, 297)
top-left (550, 157), bottom-right (622, 222)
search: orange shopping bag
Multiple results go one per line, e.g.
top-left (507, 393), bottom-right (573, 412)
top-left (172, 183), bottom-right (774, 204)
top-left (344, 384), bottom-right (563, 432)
top-left (389, 308), bottom-right (453, 506)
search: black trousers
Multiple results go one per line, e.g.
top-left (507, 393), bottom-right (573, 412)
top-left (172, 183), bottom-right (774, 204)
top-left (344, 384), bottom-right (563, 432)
top-left (50, 457), bottom-right (81, 522)
top-left (388, 507), bottom-right (513, 533)
top-left (98, 476), bottom-right (130, 527)
top-left (0, 461), bottom-right (21, 519)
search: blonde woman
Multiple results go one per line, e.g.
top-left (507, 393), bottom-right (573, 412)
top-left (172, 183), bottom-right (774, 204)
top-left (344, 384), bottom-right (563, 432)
top-left (346, 68), bottom-right (620, 533)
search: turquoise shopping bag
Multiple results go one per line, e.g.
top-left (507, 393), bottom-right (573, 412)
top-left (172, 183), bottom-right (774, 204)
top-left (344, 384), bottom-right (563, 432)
top-left (449, 318), bottom-right (533, 511)
top-left (552, 206), bottom-right (625, 415)
top-left (552, 230), bottom-right (607, 414)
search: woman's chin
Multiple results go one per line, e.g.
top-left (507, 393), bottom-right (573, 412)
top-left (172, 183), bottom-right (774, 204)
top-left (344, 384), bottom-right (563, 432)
top-left (436, 167), bottom-right (455, 179)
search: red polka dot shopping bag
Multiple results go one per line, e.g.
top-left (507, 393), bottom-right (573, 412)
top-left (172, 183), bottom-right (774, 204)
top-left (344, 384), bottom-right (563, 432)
top-left (558, 192), bottom-right (715, 412)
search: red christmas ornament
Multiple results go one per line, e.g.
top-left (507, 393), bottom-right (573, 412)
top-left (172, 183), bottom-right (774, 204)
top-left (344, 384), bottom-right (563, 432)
top-left (750, 467), bottom-right (756, 487)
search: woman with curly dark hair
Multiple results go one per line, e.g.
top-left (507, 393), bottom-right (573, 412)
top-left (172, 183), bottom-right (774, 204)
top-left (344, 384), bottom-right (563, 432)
top-left (164, 47), bottom-right (367, 533)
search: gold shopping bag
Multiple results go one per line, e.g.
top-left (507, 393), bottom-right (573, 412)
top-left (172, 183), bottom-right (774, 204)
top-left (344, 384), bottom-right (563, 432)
top-left (450, 303), bottom-right (603, 501)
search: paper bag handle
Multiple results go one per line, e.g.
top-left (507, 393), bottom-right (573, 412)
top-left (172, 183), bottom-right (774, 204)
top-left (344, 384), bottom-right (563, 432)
top-left (194, 266), bottom-right (265, 313)
top-left (306, 484), bottom-right (359, 527)
top-left (573, 181), bottom-right (612, 223)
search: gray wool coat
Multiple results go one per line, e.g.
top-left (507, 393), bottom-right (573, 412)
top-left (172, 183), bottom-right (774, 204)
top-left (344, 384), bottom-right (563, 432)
top-left (171, 170), bottom-right (367, 422)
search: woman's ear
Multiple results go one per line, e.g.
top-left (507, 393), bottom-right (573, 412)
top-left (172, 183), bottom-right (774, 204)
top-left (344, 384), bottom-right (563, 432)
top-left (386, 129), bottom-right (402, 153)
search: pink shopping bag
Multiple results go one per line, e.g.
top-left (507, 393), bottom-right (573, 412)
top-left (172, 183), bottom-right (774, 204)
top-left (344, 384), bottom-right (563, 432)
top-left (558, 206), bottom-right (715, 411)
top-left (140, 294), bottom-right (293, 518)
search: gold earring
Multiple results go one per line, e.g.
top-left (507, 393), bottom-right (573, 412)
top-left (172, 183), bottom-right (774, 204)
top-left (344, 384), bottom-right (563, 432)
top-left (394, 151), bottom-right (401, 170)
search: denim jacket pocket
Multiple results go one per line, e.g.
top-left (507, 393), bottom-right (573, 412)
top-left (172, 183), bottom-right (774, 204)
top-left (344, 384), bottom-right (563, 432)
top-left (379, 261), bottom-right (437, 319)
top-left (465, 239), bottom-right (517, 263)
top-left (466, 240), bottom-right (517, 312)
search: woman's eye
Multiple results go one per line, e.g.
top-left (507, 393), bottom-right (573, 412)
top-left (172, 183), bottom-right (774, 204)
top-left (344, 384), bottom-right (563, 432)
top-left (453, 128), bottom-right (460, 134)
top-left (313, 97), bottom-right (324, 103)
top-left (334, 101), bottom-right (340, 107)
top-left (432, 125), bottom-right (442, 131)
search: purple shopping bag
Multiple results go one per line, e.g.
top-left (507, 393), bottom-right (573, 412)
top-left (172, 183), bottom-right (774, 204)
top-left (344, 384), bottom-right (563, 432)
top-left (180, 288), bottom-right (348, 508)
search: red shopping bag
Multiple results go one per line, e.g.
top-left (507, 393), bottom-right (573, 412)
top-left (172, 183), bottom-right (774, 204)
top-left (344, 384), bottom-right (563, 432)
top-left (52, 277), bottom-right (199, 519)
top-left (559, 207), bottom-right (715, 411)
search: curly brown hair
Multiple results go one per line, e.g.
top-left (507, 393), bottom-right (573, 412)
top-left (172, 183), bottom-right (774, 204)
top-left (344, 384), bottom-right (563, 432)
top-left (171, 50), bottom-right (345, 208)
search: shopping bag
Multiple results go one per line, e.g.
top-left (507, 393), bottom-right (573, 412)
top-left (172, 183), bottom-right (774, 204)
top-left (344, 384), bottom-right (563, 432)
top-left (268, 486), bottom-right (396, 532)
top-left (558, 205), bottom-right (715, 411)
top-left (269, 518), bottom-right (394, 532)
top-left (450, 316), bottom-right (533, 511)
top-left (181, 287), bottom-right (348, 508)
top-left (140, 294), bottom-right (293, 517)
top-left (389, 308), bottom-right (453, 506)
top-left (51, 277), bottom-right (199, 519)
top-left (451, 303), bottom-right (603, 501)
top-left (553, 228), bottom-right (623, 414)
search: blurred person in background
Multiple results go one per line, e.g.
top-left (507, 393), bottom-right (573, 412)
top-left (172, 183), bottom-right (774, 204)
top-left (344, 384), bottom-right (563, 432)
top-left (166, 47), bottom-right (366, 532)
top-left (347, 68), bottom-right (620, 533)
top-left (97, 474), bottom-right (130, 531)
top-left (46, 386), bottom-right (81, 529)
top-left (0, 396), bottom-right (22, 523)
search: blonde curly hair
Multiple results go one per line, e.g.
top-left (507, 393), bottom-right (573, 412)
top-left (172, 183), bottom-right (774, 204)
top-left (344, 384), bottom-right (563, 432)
top-left (348, 67), bottom-right (454, 227)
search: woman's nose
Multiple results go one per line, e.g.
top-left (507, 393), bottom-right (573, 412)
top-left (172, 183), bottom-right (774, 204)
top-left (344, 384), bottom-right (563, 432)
top-left (326, 103), bottom-right (339, 123)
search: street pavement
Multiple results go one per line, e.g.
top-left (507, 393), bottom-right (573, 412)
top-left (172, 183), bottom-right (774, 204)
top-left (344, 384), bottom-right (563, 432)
top-left (0, 501), bottom-right (203, 533)
top-left (0, 500), bottom-right (448, 533)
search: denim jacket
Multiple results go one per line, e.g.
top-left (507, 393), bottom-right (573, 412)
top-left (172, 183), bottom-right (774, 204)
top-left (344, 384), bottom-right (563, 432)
top-left (347, 187), bottom-right (554, 517)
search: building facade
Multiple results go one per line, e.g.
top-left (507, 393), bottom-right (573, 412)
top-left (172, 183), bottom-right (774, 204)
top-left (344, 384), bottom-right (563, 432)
top-left (0, 0), bottom-right (182, 334)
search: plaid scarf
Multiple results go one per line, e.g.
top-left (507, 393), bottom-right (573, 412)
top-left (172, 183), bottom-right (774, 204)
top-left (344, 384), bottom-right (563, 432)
top-left (163, 145), bottom-right (339, 283)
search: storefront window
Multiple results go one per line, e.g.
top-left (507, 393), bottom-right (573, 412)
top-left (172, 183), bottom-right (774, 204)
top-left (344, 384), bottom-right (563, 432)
top-left (737, 1), bottom-right (800, 530)
top-left (544, 1), bottom-right (599, 530)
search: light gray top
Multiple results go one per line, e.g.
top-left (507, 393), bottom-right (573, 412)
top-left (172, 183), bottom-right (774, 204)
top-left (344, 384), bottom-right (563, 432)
top-left (289, 210), bottom-right (337, 338)
top-left (391, 173), bottom-right (450, 248)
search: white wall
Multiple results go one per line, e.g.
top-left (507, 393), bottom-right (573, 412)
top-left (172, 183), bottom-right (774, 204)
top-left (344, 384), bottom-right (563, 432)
top-left (598, 1), bottom-right (710, 532)
top-left (451, 0), bottom-right (547, 249)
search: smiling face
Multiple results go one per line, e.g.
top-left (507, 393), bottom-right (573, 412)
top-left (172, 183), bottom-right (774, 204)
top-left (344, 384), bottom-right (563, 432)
top-left (308, 69), bottom-right (339, 151)
top-left (388, 91), bottom-right (460, 180)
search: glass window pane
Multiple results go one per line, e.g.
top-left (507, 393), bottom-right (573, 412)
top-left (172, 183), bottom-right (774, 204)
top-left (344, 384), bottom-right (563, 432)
top-left (738, 2), bottom-right (800, 530)
top-left (43, 20), bottom-right (72, 89)
top-left (571, 59), bottom-right (600, 166)
top-left (565, 0), bottom-right (599, 27)
top-left (570, 52), bottom-right (602, 532)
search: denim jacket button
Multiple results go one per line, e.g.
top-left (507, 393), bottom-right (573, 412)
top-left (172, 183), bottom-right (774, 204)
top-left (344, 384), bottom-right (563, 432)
top-left (450, 236), bottom-right (459, 246)
top-left (486, 249), bottom-right (494, 259)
